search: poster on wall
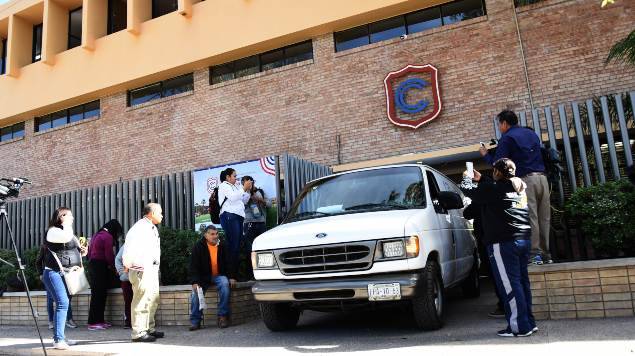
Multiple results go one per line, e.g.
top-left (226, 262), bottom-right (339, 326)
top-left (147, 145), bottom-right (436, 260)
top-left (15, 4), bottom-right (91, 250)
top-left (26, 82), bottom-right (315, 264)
top-left (193, 157), bottom-right (277, 232)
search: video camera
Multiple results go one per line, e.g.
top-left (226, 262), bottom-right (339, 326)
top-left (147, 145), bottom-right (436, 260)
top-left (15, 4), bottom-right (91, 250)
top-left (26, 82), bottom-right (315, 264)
top-left (0, 177), bottom-right (31, 202)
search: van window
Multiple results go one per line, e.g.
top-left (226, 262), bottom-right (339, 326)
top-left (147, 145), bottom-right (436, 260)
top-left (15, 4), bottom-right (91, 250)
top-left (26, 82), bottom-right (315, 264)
top-left (286, 166), bottom-right (426, 223)
top-left (426, 171), bottom-right (446, 214)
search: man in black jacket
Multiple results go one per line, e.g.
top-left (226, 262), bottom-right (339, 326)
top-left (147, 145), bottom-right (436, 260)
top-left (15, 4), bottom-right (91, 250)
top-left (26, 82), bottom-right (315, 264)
top-left (467, 158), bottom-right (536, 337)
top-left (188, 225), bottom-right (236, 330)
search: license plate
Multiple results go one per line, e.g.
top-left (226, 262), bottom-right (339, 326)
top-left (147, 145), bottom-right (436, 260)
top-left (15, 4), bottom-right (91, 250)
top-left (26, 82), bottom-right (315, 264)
top-left (367, 283), bottom-right (401, 301)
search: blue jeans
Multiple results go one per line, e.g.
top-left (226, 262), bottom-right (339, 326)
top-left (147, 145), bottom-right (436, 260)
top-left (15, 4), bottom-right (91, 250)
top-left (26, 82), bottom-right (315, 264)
top-left (190, 276), bottom-right (231, 326)
top-left (487, 239), bottom-right (536, 334)
top-left (220, 212), bottom-right (244, 271)
top-left (42, 269), bottom-right (69, 342)
top-left (46, 292), bottom-right (73, 322)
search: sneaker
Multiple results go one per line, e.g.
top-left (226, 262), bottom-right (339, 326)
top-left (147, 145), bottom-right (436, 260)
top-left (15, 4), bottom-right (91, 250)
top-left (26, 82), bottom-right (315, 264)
top-left (88, 324), bottom-right (106, 331)
top-left (99, 322), bottom-right (112, 329)
top-left (65, 319), bottom-right (78, 328)
top-left (53, 341), bottom-right (70, 350)
top-left (48, 321), bottom-right (54, 330)
top-left (189, 324), bottom-right (201, 331)
top-left (497, 328), bottom-right (534, 337)
top-left (529, 255), bottom-right (543, 265)
top-left (544, 259), bottom-right (554, 264)
top-left (488, 306), bottom-right (505, 318)
top-left (532, 326), bottom-right (539, 333)
top-left (66, 339), bottom-right (77, 346)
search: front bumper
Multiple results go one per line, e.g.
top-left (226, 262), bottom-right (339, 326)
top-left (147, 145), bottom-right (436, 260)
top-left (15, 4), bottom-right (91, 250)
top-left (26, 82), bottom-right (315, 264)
top-left (252, 272), bottom-right (422, 302)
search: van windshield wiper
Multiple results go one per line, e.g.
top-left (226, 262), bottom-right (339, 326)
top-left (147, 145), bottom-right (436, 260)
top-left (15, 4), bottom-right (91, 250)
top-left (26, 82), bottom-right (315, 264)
top-left (345, 203), bottom-right (410, 211)
top-left (286, 210), bottom-right (332, 222)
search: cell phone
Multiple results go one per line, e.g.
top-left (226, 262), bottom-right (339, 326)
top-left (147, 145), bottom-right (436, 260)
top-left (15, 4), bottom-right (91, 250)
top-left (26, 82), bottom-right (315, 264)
top-left (466, 162), bottom-right (474, 179)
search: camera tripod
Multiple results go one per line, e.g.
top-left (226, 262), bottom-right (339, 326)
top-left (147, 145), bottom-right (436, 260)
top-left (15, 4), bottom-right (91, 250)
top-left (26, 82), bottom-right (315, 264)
top-left (0, 201), bottom-right (48, 356)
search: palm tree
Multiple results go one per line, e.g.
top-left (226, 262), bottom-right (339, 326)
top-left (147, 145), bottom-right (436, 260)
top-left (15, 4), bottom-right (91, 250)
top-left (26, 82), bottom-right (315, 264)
top-left (606, 30), bottom-right (635, 67)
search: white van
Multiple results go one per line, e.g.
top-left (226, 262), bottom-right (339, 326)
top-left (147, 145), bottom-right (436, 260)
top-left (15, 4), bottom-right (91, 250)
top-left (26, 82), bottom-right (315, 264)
top-left (251, 164), bottom-right (479, 331)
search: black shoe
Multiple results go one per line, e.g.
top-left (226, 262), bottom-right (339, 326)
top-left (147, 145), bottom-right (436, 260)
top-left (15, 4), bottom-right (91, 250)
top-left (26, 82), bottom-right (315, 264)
top-left (488, 306), bottom-right (505, 318)
top-left (497, 328), bottom-right (534, 337)
top-left (132, 334), bottom-right (156, 343)
top-left (149, 331), bottom-right (164, 338)
top-left (189, 324), bottom-right (201, 331)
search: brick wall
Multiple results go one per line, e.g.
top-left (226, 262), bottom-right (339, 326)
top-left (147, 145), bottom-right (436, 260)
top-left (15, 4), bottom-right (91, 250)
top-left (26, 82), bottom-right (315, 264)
top-left (0, 0), bottom-right (633, 198)
top-left (529, 258), bottom-right (635, 320)
top-left (0, 284), bottom-right (259, 327)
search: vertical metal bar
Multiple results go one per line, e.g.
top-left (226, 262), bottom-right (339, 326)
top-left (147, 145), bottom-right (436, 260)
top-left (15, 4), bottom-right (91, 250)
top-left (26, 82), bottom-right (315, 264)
top-left (176, 173), bottom-right (184, 230)
top-left (185, 171), bottom-right (193, 230)
top-left (274, 156), bottom-right (282, 223)
top-left (615, 94), bottom-right (633, 167)
top-left (98, 185), bottom-right (104, 229)
top-left (135, 179), bottom-right (142, 222)
top-left (81, 189), bottom-right (87, 237)
top-left (586, 99), bottom-right (606, 183)
top-left (283, 154), bottom-right (291, 215)
top-left (531, 109), bottom-right (541, 141)
top-left (34, 197), bottom-right (40, 246)
top-left (519, 111), bottom-right (527, 127)
top-left (600, 96), bottom-right (620, 180)
top-left (572, 102), bottom-right (592, 187)
top-left (130, 180), bottom-right (137, 226)
top-left (122, 182), bottom-right (129, 233)
top-left (170, 174), bottom-right (177, 228)
top-left (93, 187), bottom-right (99, 237)
top-left (557, 105), bottom-right (578, 191)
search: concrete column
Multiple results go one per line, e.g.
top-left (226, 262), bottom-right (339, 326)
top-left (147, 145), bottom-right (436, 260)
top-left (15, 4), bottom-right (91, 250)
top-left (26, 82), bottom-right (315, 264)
top-left (82, 0), bottom-right (108, 50)
top-left (177, 0), bottom-right (193, 18)
top-left (6, 15), bottom-right (31, 77)
top-left (42, 0), bottom-right (68, 65)
top-left (127, 0), bottom-right (152, 35)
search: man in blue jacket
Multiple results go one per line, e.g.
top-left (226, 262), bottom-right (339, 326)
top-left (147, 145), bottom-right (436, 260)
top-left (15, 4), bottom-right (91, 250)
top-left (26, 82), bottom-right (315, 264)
top-left (480, 110), bottom-right (552, 265)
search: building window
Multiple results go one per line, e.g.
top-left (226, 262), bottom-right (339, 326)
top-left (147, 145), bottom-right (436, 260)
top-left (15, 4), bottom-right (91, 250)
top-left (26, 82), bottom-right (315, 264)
top-left (32, 24), bottom-right (43, 62)
top-left (334, 0), bottom-right (486, 52)
top-left (0, 122), bottom-right (25, 142)
top-left (108, 0), bottom-right (127, 34)
top-left (210, 40), bottom-right (313, 85)
top-left (152, 0), bottom-right (178, 19)
top-left (1, 38), bottom-right (6, 75)
top-left (127, 73), bottom-right (194, 106)
top-left (68, 7), bottom-right (82, 49)
top-left (35, 100), bottom-right (100, 132)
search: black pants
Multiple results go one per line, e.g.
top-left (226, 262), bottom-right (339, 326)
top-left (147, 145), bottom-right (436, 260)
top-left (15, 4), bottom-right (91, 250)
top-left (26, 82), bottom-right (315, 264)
top-left (244, 221), bottom-right (266, 278)
top-left (88, 259), bottom-right (110, 324)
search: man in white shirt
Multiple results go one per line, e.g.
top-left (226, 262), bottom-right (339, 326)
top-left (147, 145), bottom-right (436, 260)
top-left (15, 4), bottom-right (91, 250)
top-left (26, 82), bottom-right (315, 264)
top-left (218, 168), bottom-right (251, 277)
top-left (122, 203), bottom-right (163, 342)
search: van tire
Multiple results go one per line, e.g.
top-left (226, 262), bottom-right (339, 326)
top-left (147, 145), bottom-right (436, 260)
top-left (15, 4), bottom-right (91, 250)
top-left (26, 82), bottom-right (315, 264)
top-left (412, 260), bottom-right (444, 330)
top-left (259, 302), bottom-right (300, 331)
top-left (461, 255), bottom-right (480, 298)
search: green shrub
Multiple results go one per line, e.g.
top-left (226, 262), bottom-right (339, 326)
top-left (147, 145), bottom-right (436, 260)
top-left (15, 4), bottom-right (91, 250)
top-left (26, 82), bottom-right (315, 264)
top-left (0, 247), bottom-right (43, 292)
top-left (566, 180), bottom-right (635, 257)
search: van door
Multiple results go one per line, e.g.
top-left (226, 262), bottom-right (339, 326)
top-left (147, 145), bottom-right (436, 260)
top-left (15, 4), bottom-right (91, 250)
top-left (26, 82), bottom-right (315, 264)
top-left (425, 170), bottom-right (455, 285)
top-left (434, 172), bottom-right (473, 282)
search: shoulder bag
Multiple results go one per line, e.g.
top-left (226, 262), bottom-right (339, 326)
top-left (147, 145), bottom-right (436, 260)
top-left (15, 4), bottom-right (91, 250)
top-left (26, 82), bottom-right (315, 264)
top-left (48, 248), bottom-right (89, 295)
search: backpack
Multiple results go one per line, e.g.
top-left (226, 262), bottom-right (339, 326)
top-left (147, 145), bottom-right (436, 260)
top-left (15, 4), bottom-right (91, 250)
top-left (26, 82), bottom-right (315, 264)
top-left (541, 147), bottom-right (563, 186)
top-left (208, 187), bottom-right (227, 224)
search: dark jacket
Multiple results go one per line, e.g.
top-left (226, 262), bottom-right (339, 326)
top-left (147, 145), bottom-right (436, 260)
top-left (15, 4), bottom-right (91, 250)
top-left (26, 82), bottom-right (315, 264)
top-left (465, 175), bottom-right (531, 245)
top-left (484, 126), bottom-right (545, 177)
top-left (44, 238), bottom-right (82, 272)
top-left (188, 238), bottom-right (236, 288)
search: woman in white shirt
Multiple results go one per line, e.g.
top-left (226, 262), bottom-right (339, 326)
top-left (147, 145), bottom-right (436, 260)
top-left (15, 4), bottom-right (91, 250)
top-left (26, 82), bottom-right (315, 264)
top-left (41, 207), bottom-right (87, 350)
top-left (218, 168), bottom-right (251, 276)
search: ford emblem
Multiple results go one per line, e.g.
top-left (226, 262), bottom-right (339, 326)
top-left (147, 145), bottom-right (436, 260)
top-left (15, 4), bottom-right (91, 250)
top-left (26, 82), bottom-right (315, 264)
top-left (315, 233), bottom-right (328, 238)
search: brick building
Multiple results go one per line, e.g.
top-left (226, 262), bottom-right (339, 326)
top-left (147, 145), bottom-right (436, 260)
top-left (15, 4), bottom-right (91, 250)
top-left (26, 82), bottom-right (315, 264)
top-left (0, 0), bottom-right (633, 198)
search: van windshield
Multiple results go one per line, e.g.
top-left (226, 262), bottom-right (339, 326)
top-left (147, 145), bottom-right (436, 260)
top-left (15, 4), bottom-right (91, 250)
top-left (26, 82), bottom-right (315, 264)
top-left (285, 166), bottom-right (426, 223)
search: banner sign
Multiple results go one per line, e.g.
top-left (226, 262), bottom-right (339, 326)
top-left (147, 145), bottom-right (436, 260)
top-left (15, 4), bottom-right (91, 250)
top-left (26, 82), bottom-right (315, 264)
top-left (193, 157), bottom-right (277, 231)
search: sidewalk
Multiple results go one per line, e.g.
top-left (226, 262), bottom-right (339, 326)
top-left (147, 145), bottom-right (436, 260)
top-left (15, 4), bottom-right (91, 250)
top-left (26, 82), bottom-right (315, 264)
top-left (1, 285), bottom-right (634, 356)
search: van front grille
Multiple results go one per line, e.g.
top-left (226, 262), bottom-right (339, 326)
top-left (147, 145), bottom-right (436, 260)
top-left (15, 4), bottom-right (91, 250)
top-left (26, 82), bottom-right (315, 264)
top-left (275, 241), bottom-right (375, 275)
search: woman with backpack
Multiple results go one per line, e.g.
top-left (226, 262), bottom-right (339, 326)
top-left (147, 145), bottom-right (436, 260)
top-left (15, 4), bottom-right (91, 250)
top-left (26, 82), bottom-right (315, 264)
top-left (217, 168), bottom-right (251, 276)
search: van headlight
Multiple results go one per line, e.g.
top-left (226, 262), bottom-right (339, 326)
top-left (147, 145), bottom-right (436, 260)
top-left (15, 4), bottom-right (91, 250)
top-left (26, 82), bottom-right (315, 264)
top-left (252, 251), bottom-right (277, 269)
top-left (375, 235), bottom-right (420, 260)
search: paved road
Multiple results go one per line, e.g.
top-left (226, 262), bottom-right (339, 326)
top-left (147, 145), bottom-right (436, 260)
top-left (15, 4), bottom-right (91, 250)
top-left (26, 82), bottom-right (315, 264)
top-left (1, 283), bottom-right (634, 355)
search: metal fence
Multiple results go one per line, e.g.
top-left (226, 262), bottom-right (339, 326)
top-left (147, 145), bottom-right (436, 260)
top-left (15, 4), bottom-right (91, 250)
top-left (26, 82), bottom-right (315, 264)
top-left (491, 90), bottom-right (634, 260)
top-left (281, 154), bottom-right (333, 217)
top-left (0, 171), bottom-right (194, 254)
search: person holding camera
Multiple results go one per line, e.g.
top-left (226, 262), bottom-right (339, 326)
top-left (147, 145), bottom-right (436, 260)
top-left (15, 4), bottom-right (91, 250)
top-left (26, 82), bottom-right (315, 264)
top-left (187, 225), bottom-right (237, 330)
top-left (42, 207), bottom-right (87, 350)
top-left (218, 168), bottom-right (251, 275)
top-left (480, 110), bottom-right (552, 265)
top-left (467, 158), bottom-right (536, 337)
top-left (87, 219), bottom-right (123, 330)
top-left (241, 176), bottom-right (269, 279)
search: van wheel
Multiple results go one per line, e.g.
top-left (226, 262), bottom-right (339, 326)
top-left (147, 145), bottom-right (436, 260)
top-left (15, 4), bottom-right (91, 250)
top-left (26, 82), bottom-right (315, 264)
top-left (461, 255), bottom-right (480, 298)
top-left (412, 260), bottom-right (444, 330)
top-left (259, 302), bottom-right (300, 331)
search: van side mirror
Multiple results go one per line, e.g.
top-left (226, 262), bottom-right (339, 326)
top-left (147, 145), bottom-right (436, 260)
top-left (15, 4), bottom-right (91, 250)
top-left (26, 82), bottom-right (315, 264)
top-left (437, 191), bottom-right (464, 210)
